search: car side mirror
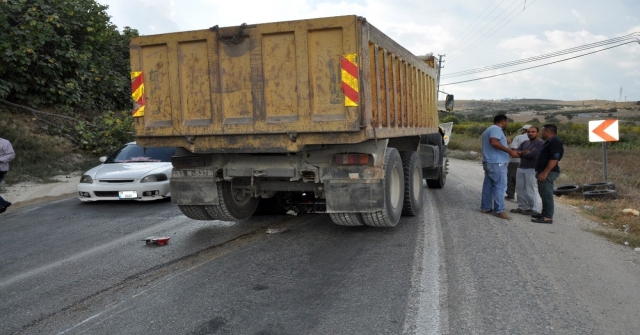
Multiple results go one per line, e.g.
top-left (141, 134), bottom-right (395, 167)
top-left (445, 94), bottom-right (454, 111)
top-left (99, 156), bottom-right (107, 163)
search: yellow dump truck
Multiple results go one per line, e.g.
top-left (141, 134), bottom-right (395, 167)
top-left (130, 15), bottom-right (453, 227)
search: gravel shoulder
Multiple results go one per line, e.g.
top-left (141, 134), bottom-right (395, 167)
top-left (1, 173), bottom-right (80, 210)
top-left (440, 158), bottom-right (640, 334)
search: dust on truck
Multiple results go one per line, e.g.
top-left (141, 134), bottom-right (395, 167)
top-left (130, 15), bottom-right (453, 227)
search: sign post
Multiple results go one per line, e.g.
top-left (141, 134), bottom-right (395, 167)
top-left (588, 119), bottom-right (619, 182)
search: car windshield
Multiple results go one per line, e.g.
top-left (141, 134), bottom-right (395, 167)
top-left (105, 144), bottom-right (176, 163)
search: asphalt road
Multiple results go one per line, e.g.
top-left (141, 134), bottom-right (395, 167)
top-left (1, 158), bottom-right (639, 334)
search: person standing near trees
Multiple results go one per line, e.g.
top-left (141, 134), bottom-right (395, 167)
top-left (532, 124), bottom-right (564, 224)
top-left (510, 126), bottom-right (544, 216)
top-left (0, 137), bottom-right (16, 214)
top-left (506, 125), bottom-right (532, 200)
top-left (481, 115), bottom-right (520, 220)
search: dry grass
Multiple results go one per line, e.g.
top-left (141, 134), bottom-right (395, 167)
top-left (556, 147), bottom-right (640, 247)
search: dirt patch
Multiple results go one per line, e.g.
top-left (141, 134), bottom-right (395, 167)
top-left (2, 173), bottom-right (80, 210)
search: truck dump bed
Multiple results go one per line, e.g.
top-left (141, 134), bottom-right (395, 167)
top-left (131, 15), bottom-right (439, 153)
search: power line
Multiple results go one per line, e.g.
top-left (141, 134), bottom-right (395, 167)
top-left (440, 41), bottom-right (639, 86)
top-left (449, 0), bottom-right (539, 63)
top-left (446, 0), bottom-right (509, 54)
top-left (443, 0), bottom-right (500, 52)
top-left (447, 0), bottom-right (522, 56)
top-left (443, 32), bottom-right (640, 78)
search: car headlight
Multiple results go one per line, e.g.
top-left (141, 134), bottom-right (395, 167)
top-left (80, 175), bottom-right (93, 184)
top-left (141, 173), bottom-right (168, 183)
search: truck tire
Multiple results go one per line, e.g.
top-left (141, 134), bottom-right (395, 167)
top-left (426, 156), bottom-right (447, 189)
top-left (205, 181), bottom-right (259, 222)
top-left (362, 148), bottom-right (404, 227)
top-left (329, 213), bottom-right (366, 226)
top-left (582, 182), bottom-right (616, 192)
top-left (553, 184), bottom-right (581, 196)
top-left (423, 134), bottom-right (447, 189)
top-left (583, 189), bottom-right (618, 200)
top-left (400, 151), bottom-right (424, 216)
top-left (179, 205), bottom-right (215, 220)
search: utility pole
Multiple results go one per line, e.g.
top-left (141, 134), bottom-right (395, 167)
top-left (436, 54), bottom-right (445, 101)
top-left (618, 87), bottom-right (623, 102)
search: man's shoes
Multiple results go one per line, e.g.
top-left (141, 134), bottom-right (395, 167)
top-left (494, 212), bottom-right (512, 220)
top-left (481, 209), bottom-right (492, 214)
top-left (0, 202), bottom-right (11, 214)
top-left (510, 208), bottom-right (523, 213)
top-left (521, 210), bottom-right (538, 216)
top-left (531, 217), bottom-right (553, 224)
top-left (505, 195), bottom-right (515, 200)
top-left (531, 213), bottom-right (544, 219)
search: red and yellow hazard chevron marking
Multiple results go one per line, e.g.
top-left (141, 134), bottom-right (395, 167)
top-left (131, 71), bottom-right (145, 117)
top-left (341, 54), bottom-right (359, 107)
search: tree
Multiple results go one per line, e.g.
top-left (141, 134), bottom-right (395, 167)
top-left (0, 0), bottom-right (138, 111)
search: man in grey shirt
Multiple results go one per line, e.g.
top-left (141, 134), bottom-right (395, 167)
top-left (506, 125), bottom-right (531, 200)
top-left (510, 126), bottom-right (544, 216)
top-left (0, 137), bottom-right (16, 214)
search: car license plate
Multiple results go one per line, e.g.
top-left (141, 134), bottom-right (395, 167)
top-left (119, 191), bottom-right (137, 199)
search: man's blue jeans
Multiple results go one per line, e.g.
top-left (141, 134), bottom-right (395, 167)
top-left (481, 162), bottom-right (508, 213)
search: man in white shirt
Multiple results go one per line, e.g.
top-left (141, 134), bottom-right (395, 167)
top-left (505, 125), bottom-right (531, 200)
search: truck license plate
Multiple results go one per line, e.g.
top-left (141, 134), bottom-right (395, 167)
top-left (119, 191), bottom-right (137, 199)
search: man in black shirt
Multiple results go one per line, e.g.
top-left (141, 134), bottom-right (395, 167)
top-left (532, 124), bottom-right (564, 224)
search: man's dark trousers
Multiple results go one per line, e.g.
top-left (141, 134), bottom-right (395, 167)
top-left (538, 171), bottom-right (559, 219)
top-left (506, 162), bottom-right (519, 198)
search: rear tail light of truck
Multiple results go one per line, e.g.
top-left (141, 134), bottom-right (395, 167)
top-left (333, 154), bottom-right (371, 166)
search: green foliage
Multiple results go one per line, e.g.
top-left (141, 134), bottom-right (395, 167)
top-left (0, 0), bottom-right (138, 111)
top-left (75, 110), bottom-right (134, 156)
top-left (0, 114), bottom-right (95, 184)
top-left (440, 114), bottom-right (460, 124)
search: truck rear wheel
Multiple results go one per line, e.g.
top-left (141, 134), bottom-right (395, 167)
top-left (330, 213), bottom-right (366, 226)
top-left (179, 205), bottom-right (215, 220)
top-left (362, 148), bottom-right (404, 227)
top-left (426, 157), bottom-right (447, 189)
top-left (205, 181), bottom-right (259, 222)
top-left (400, 151), bottom-right (424, 216)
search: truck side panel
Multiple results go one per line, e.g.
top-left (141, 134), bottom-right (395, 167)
top-left (131, 15), bottom-right (440, 152)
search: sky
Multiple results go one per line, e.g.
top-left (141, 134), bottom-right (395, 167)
top-left (99, 0), bottom-right (640, 102)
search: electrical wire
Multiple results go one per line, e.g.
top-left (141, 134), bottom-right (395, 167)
top-left (443, 0), bottom-right (500, 52)
top-left (447, 0), bottom-right (521, 56)
top-left (440, 41), bottom-right (639, 86)
top-left (443, 32), bottom-right (640, 78)
top-left (449, 0), bottom-right (539, 62)
top-left (446, 0), bottom-right (509, 54)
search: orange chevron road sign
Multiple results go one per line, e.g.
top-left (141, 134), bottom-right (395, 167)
top-left (589, 119), bottom-right (619, 142)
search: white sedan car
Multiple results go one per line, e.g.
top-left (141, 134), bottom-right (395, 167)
top-left (77, 142), bottom-right (176, 202)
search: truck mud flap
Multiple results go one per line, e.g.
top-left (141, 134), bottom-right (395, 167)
top-left (170, 178), bottom-right (219, 205)
top-left (325, 181), bottom-right (384, 213)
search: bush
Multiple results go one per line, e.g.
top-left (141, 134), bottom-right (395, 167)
top-left (75, 110), bottom-right (135, 156)
top-left (0, 0), bottom-right (138, 111)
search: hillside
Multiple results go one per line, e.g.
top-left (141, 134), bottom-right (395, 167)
top-left (445, 99), bottom-right (640, 124)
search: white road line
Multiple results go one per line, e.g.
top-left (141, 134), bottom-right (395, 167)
top-left (403, 189), bottom-right (448, 335)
